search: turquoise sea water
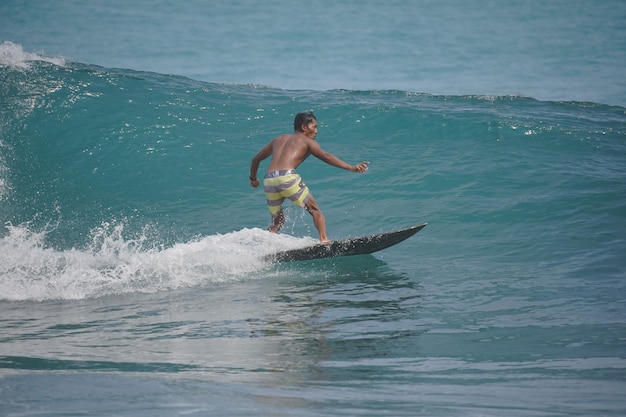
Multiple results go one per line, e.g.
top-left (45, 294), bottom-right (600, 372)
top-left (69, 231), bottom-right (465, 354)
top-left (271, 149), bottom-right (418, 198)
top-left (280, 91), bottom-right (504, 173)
top-left (1, 1), bottom-right (626, 416)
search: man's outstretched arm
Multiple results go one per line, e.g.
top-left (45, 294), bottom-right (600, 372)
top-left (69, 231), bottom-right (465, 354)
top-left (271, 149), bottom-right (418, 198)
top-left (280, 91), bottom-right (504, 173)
top-left (309, 141), bottom-right (369, 173)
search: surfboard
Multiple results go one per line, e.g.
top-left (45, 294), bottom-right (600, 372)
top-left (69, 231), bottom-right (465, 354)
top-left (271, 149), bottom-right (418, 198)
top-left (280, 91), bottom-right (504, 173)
top-left (264, 222), bottom-right (427, 262)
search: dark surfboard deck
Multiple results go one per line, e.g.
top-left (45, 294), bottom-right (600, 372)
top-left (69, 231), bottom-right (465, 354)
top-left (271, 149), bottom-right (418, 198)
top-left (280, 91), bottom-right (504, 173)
top-left (264, 222), bottom-right (427, 263)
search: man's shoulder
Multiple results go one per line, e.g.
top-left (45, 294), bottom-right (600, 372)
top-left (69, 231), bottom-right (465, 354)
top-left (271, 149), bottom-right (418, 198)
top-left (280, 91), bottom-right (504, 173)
top-left (272, 133), bottom-right (294, 143)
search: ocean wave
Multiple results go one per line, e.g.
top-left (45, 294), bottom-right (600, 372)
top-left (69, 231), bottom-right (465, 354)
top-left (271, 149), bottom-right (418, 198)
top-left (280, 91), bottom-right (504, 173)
top-left (1, 43), bottom-right (624, 305)
top-left (3, 42), bottom-right (624, 109)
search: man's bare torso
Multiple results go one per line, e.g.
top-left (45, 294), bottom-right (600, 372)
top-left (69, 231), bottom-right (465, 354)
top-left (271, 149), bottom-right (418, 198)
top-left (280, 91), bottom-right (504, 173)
top-left (266, 133), bottom-right (311, 172)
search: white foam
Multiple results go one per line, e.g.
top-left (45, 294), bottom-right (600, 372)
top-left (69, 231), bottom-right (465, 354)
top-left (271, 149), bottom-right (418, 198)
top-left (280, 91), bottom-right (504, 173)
top-left (0, 41), bottom-right (65, 69)
top-left (0, 139), bottom-right (7, 202)
top-left (0, 222), bottom-right (315, 302)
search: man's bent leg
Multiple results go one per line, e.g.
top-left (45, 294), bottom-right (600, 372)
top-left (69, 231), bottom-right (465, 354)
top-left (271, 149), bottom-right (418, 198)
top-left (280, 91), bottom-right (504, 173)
top-left (304, 195), bottom-right (329, 242)
top-left (268, 209), bottom-right (285, 233)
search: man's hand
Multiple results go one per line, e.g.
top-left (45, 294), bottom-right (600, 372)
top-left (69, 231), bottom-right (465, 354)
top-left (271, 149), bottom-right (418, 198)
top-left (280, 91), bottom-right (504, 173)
top-left (353, 161), bottom-right (370, 173)
top-left (250, 178), bottom-right (260, 188)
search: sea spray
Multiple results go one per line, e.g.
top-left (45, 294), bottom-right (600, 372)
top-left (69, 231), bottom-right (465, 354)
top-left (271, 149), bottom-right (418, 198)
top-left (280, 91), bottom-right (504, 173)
top-left (0, 220), bottom-right (315, 301)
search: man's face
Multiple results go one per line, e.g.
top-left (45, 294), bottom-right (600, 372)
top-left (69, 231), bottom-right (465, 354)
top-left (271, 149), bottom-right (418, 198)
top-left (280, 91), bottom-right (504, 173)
top-left (303, 120), bottom-right (318, 139)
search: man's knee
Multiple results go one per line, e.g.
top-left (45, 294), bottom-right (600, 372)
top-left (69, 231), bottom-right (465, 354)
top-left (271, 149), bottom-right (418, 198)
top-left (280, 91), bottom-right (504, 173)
top-left (304, 197), bottom-right (320, 213)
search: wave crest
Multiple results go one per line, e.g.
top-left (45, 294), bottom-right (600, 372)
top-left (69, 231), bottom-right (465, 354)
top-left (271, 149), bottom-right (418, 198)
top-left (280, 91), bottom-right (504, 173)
top-left (0, 41), bottom-right (65, 69)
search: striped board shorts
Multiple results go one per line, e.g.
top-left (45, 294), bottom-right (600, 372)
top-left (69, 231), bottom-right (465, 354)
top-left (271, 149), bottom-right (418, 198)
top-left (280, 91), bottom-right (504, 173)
top-left (264, 169), bottom-right (311, 216)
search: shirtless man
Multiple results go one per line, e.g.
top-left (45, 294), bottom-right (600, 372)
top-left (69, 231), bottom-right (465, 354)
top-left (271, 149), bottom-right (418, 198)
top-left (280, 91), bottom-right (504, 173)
top-left (249, 112), bottom-right (369, 242)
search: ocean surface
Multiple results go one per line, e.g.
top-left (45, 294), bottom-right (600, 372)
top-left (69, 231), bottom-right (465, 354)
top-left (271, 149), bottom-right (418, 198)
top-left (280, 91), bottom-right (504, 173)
top-left (1, 1), bottom-right (626, 416)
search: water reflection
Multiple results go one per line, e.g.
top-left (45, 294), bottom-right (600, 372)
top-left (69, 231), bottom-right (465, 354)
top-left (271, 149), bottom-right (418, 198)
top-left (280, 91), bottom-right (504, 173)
top-left (1, 255), bottom-right (423, 389)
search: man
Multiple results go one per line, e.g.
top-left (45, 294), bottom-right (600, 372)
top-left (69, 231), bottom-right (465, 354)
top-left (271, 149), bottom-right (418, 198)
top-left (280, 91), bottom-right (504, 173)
top-left (249, 112), bottom-right (369, 242)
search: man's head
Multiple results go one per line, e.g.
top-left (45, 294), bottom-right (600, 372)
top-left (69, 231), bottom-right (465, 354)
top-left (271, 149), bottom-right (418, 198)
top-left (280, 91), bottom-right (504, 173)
top-left (294, 112), bottom-right (317, 133)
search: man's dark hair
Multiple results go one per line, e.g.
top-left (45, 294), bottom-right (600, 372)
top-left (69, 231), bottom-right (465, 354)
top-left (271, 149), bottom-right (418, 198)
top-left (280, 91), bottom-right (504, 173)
top-left (294, 112), bottom-right (316, 132)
